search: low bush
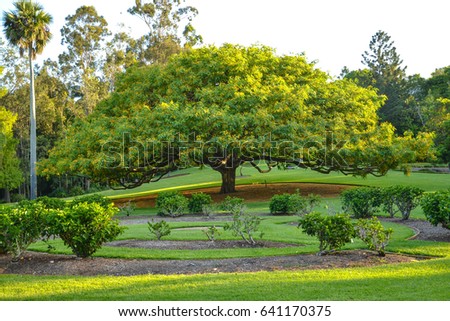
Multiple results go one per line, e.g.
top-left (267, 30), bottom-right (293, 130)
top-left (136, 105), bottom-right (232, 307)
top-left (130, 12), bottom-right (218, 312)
top-left (0, 202), bottom-right (50, 260)
top-left (50, 202), bottom-right (125, 258)
top-left (204, 225), bottom-right (220, 242)
top-left (341, 187), bottom-right (382, 218)
top-left (224, 212), bottom-right (263, 245)
top-left (71, 194), bottom-right (112, 209)
top-left (156, 191), bottom-right (188, 217)
top-left (35, 196), bottom-right (66, 210)
top-left (147, 220), bottom-right (171, 240)
top-left (269, 192), bottom-right (321, 216)
top-left (188, 193), bottom-right (213, 214)
top-left (221, 196), bottom-right (245, 215)
top-left (269, 193), bottom-right (291, 215)
top-left (389, 186), bottom-right (424, 220)
top-left (298, 212), bottom-right (355, 255)
top-left (355, 218), bottom-right (393, 256)
top-left (118, 200), bottom-right (137, 217)
top-left (421, 190), bottom-right (450, 229)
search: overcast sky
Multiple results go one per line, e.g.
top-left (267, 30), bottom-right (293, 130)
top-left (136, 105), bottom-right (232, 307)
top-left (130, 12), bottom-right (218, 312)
top-left (1, 0), bottom-right (449, 78)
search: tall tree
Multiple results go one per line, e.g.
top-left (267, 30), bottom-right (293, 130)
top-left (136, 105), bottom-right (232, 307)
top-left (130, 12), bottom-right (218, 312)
top-left (128, 0), bottom-right (202, 64)
top-left (59, 5), bottom-right (110, 116)
top-left (42, 45), bottom-right (418, 193)
top-left (361, 30), bottom-right (410, 132)
top-left (2, 0), bottom-right (52, 199)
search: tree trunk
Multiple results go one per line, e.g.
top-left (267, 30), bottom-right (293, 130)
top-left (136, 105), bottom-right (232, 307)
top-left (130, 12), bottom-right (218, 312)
top-left (4, 188), bottom-right (11, 203)
top-left (219, 167), bottom-right (237, 194)
top-left (29, 46), bottom-right (37, 200)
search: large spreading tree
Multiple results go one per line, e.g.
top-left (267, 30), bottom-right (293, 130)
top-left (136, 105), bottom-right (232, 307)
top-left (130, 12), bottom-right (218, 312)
top-left (2, 0), bottom-right (52, 199)
top-left (42, 44), bottom-right (417, 193)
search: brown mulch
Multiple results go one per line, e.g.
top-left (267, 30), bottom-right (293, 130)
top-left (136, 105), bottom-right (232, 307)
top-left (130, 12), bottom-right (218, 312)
top-left (0, 250), bottom-right (426, 277)
top-left (113, 183), bottom-right (352, 208)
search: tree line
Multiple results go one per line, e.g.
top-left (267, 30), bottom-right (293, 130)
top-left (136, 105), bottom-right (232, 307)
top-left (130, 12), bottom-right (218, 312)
top-left (0, 1), bottom-right (448, 201)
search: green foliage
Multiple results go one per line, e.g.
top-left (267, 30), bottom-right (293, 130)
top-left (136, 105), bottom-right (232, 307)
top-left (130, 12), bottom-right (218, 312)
top-left (188, 192), bottom-right (212, 214)
top-left (147, 220), bottom-right (171, 240)
top-left (71, 194), bottom-right (112, 209)
top-left (355, 218), bottom-right (393, 256)
top-left (390, 185), bottom-right (424, 220)
top-left (203, 225), bottom-right (220, 242)
top-left (118, 200), bottom-right (137, 217)
top-left (155, 191), bottom-right (188, 217)
top-left (35, 196), bottom-right (66, 210)
top-left (421, 190), bottom-right (450, 229)
top-left (220, 196), bottom-right (245, 215)
top-left (270, 191), bottom-right (321, 215)
top-left (298, 212), bottom-right (355, 255)
top-left (0, 202), bottom-right (49, 259)
top-left (341, 187), bottom-right (382, 218)
top-left (50, 202), bottom-right (124, 258)
top-left (269, 193), bottom-right (291, 215)
top-left (224, 212), bottom-right (263, 245)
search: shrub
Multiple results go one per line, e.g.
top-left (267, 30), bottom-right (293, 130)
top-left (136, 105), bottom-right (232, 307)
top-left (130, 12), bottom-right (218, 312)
top-left (389, 185), bottom-right (424, 220)
top-left (188, 193), bottom-right (213, 214)
top-left (69, 186), bottom-right (85, 197)
top-left (147, 220), bottom-right (171, 240)
top-left (380, 186), bottom-right (399, 218)
top-left (269, 193), bottom-right (291, 215)
top-left (71, 194), bottom-right (112, 209)
top-left (224, 212), bottom-right (263, 245)
top-left (298, 212), bottom-right (355, 255)
top-left (290, 193), bottom-right (322, 216)
top-left (341, 187), bottom-right (382, 218)
top-left (204, 225), bottom-right (220, 242)
top-left (156, 191), bottom-right (188, 217)
top-left (118, 200), bottom-right (137, 217)
top-left (0, 202), bottom-right (50, 260)
top-left (201, 204), bottom-right (216, 217)
top-left (35, 196), bottom-right (66, 210)
top-left (355, 218), bottom-right (393, 256)
top-left (50, 202), bottom-right (125, 258)
top-left (221, 196), bottom-right (245, 215)
top-left (421, 190), bottom-right (450, 229)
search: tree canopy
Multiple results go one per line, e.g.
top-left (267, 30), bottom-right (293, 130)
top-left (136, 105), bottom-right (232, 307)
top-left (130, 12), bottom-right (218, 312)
top-left (42, 44), bottom-right (418, 193)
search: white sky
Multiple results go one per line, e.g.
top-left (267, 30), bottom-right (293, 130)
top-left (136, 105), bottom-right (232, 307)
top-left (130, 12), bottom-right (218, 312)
top-left (1, 0), bottom-right (449, 78)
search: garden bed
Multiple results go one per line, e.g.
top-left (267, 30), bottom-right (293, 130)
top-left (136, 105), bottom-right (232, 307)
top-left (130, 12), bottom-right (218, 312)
top-left (0, 250), bottom-right (427, 276)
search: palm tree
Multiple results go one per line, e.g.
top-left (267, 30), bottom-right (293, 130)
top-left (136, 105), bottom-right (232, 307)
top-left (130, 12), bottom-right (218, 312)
top-left (2, 0), bottom-right (52, 199)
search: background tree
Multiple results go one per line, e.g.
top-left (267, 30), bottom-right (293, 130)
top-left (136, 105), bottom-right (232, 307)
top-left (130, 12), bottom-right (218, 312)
top-left (128, 0), bottom-right (202, 64)
top-left (42, 45), bottom-right (418, 193)
top-left (59, 5), bottom-right (110, 116)
top-left (361, 30), bottom-right (419, 133)
top-left (2, 0), bottom-right (53, 199)
top-left (0, 80), bottom-right (23, 202)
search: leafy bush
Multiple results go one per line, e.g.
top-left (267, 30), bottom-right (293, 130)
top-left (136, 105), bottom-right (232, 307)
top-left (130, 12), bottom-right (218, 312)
top-left (421, 190), bottom-right (450, 229)
top-left (341, 187), bottom-right (382, 218)
top-left (221, 196), bottom-right (245, 215)
top-left (204, 225), bottom-right (220, 242)
top-left (201, 204), bottom-right (216, 217)
top-left (69, 186), bottom-right (85, 197)
top-left (50, 202), bottom-right (125, 258)
top-left (71, 194), bottom-right (112, 209)
top-left (118, 200), bottom-right (137, 217)
top-left (35, 196), bottom-right (66, 210)
top-left (147, 220), bottom-right (171, 240)
top-left (224, 212), bottom-right (263, 245)
top-left (188, 192), bottom-right (213, 214)
top-left (269, 193), bottom-right (291, 215)
top-left (355, 218), bottom-right (393, 256)
top-left (380, 186), bottom-right (399, 218)
top-left (298, 212), bottom-right (355, 255)
top-left (388, 185), bottom-right (424, 220)
top-left (0, 202), bottom-right (50, 260)
top-left (156, 191), bottom-right (188, 217)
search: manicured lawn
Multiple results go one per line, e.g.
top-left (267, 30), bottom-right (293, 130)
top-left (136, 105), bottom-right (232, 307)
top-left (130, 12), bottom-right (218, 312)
top-left (1, 258), bottom-right (449, 300)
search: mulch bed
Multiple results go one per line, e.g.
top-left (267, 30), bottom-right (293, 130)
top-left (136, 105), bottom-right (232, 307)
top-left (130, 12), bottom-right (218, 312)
top-left (113, 183), bottom-right (352, 208)
top-left (0, 249), bottom-right (426, 277)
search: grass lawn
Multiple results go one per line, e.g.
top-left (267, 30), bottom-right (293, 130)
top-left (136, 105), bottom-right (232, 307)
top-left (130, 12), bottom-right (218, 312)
top-left (1, 258), bottom-right (449, 300)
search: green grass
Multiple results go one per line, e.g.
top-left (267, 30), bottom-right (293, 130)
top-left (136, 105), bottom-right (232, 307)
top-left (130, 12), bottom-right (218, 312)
top-left (1, 258), bottom-right (449, 300)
